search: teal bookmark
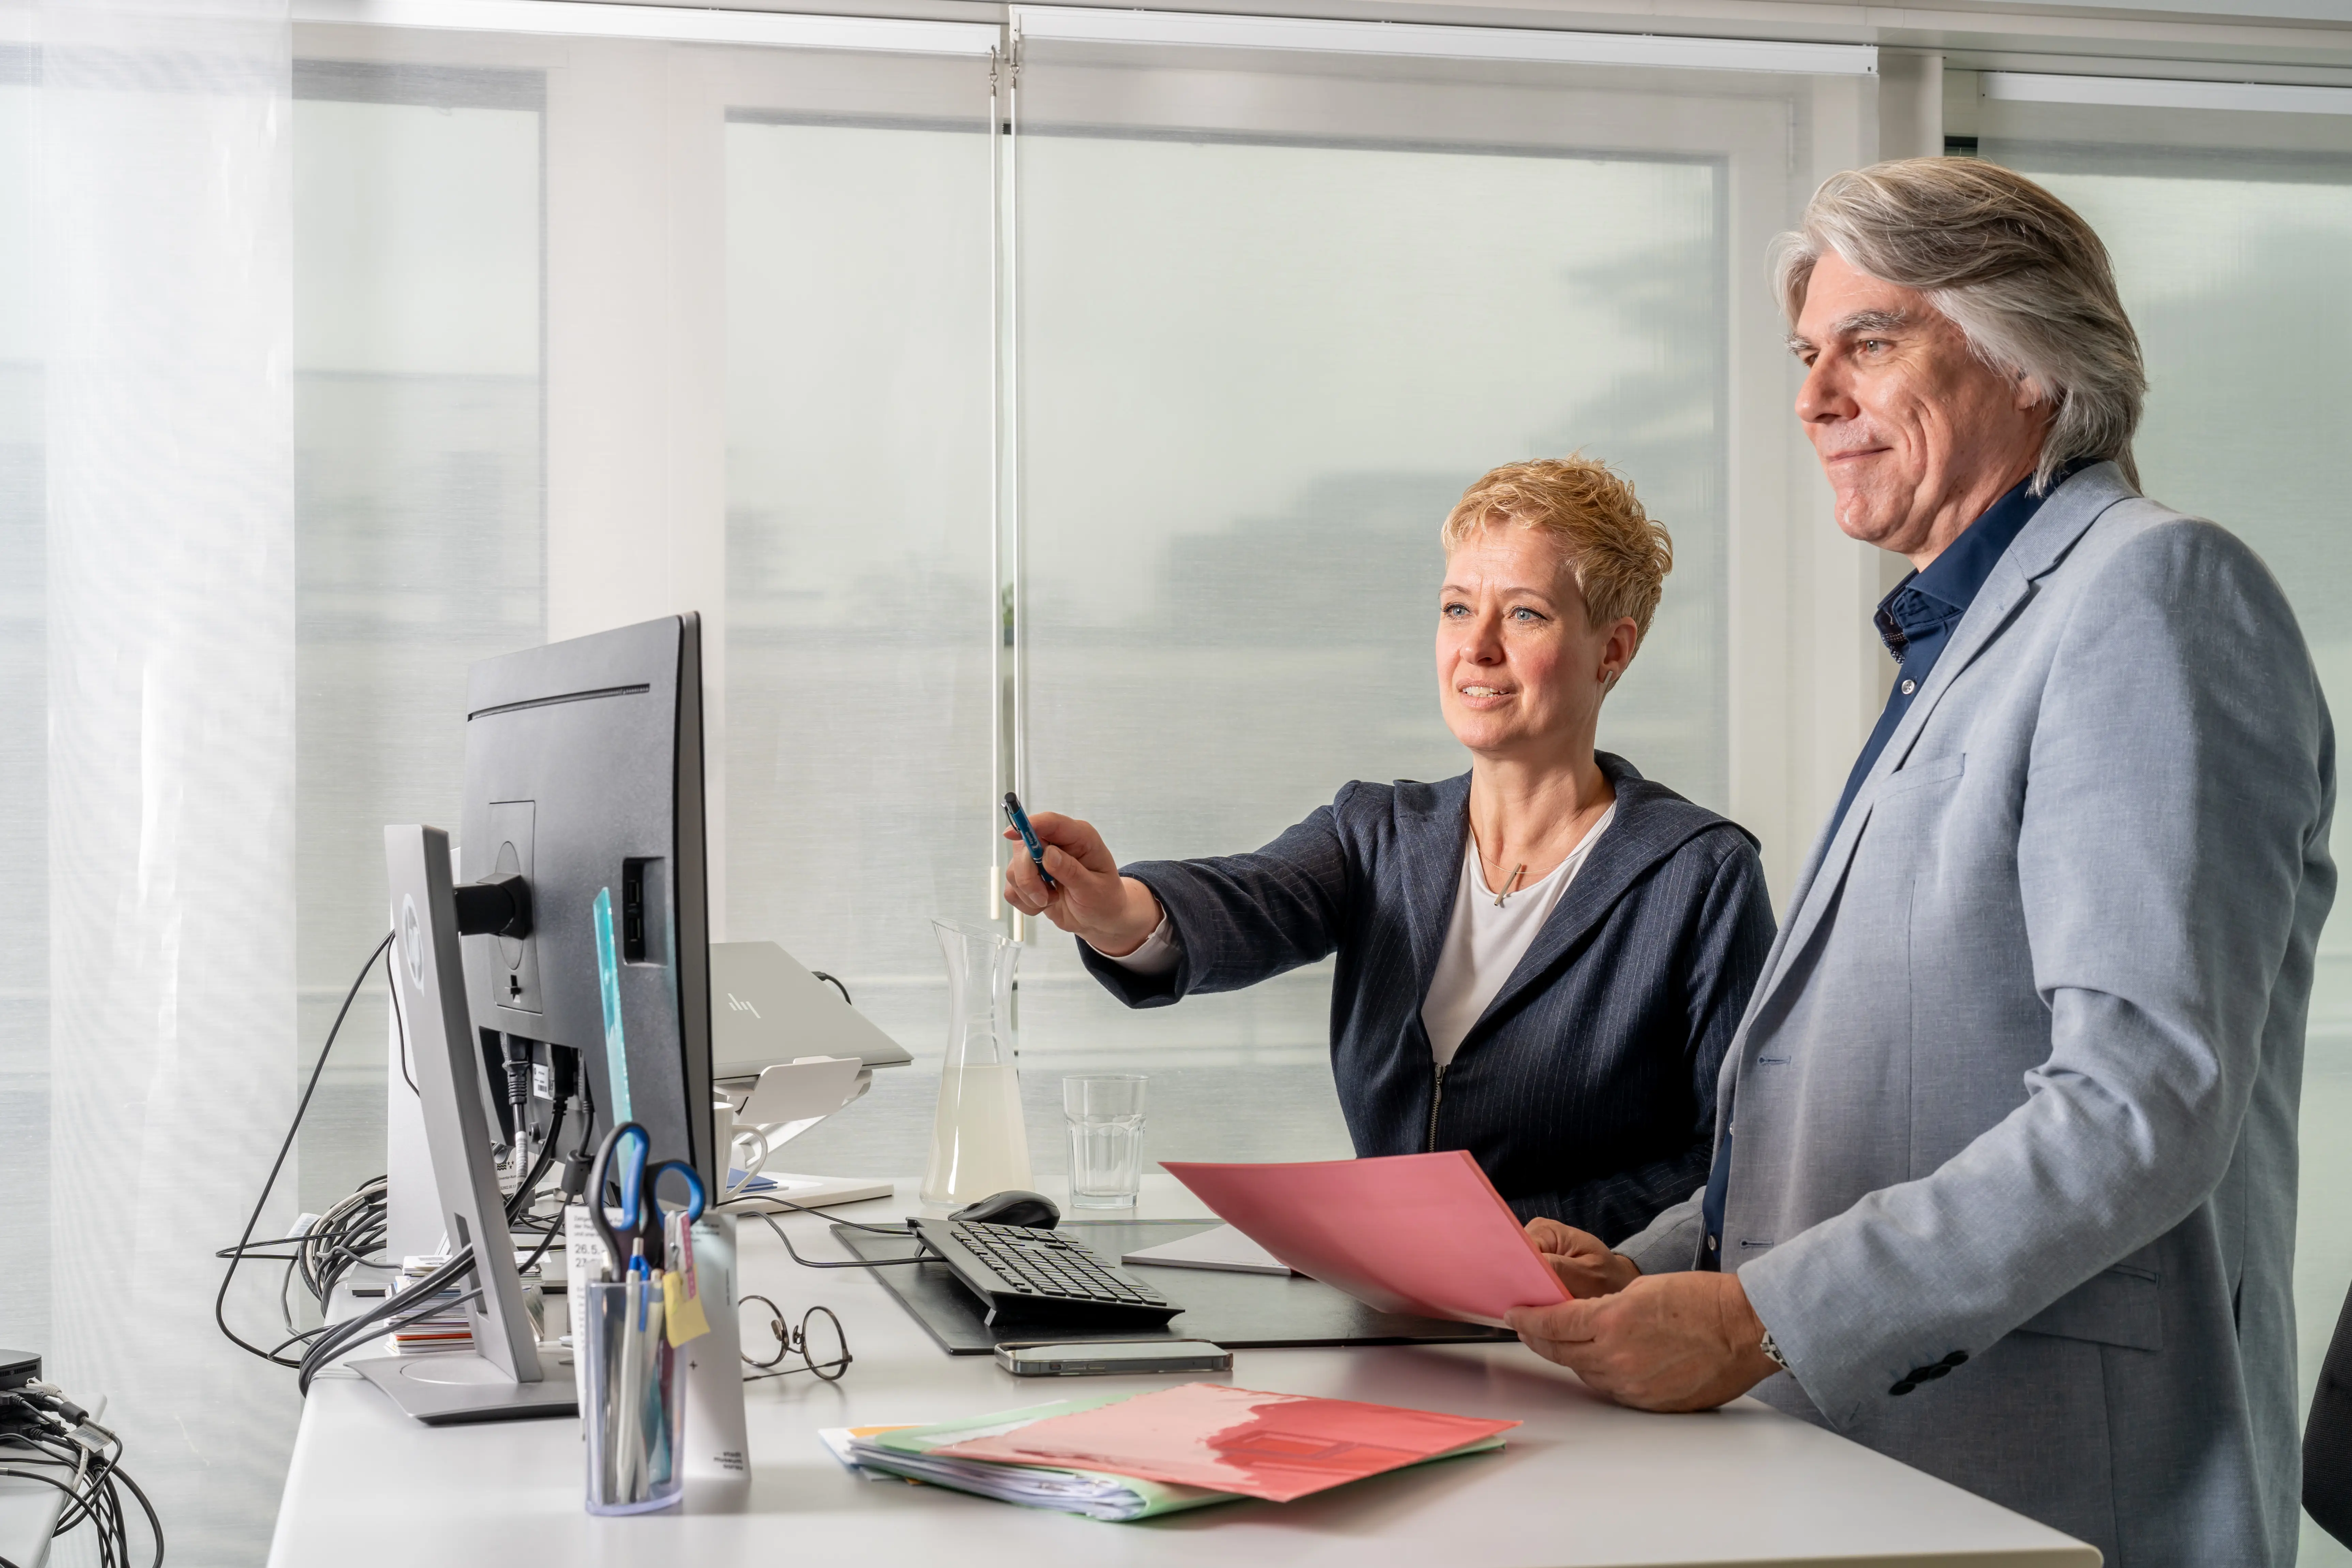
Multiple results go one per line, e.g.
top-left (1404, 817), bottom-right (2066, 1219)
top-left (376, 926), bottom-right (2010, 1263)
top-left (592, 886), bottom-right (633, 1123)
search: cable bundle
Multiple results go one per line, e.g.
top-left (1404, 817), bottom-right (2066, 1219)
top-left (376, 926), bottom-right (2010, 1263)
top-left (293, 1177), bottom-right (392, 1308)
top-left (214, 930), bottom-right (587, 1392)
top-left (0, 1377), bottom-right (162, 1568)
top-left (294, 1248), bottom-right (482, 1395)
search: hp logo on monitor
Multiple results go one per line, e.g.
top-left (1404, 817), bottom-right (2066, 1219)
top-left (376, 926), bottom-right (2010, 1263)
top-left (402, 895), bottom-right (425, 988)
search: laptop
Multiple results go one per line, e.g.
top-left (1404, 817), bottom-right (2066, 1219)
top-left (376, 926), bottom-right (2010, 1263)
top-left (707, 941), bottom-right (914, 1081)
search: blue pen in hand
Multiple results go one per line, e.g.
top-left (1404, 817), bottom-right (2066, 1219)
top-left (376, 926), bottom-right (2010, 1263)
top-left (1003, 790), bottom-right (1058, 892)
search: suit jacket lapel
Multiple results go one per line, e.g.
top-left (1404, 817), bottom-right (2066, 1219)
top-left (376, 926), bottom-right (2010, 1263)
top-left (1873, 463), bottom-right (2136, 778)
top-left (1752, 568), bottom-right (2035, 1005)
top-left (1744, 463), bottom-right (2138, 1021)
top-left (1738, 809), bottom-right (1841, 1026)
top-left (1394, 773), bottom-right (1471, 1006)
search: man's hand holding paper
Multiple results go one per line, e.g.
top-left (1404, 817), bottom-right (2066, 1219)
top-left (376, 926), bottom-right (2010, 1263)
top-left (1505, 1272), bottom-right (1779, 1413)
top-left (1164, 1154), bottom-right (1779, 1415)
top-left (1521, 1218), bottom-right (1639, 1299)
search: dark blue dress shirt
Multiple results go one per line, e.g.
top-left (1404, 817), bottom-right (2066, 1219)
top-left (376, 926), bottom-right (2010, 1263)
top-left (1821, 466), bottom-right (2080, 846)
top-left (1696, 464), bottom-right (2079, 1271)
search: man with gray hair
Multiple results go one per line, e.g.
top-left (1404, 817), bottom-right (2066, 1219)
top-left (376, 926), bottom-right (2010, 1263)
top-left (1505, 157), bottom-right (2335, 1565)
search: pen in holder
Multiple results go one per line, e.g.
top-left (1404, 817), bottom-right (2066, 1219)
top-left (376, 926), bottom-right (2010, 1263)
top-left (582, 1276), bottom-right (687, 1515)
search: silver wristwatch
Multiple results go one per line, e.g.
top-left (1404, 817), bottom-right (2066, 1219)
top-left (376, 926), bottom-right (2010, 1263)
top-left (1757, 1325), bottom-right (1789, 1371)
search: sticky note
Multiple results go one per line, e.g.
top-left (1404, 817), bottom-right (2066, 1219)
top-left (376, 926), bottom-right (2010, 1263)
top-left (663, 1213), bottom-right (710, 1347)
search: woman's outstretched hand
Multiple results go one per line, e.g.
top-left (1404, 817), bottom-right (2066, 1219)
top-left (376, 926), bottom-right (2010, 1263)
top-left (1523, 1217), bottom-right (1642, 1299)
top-left (1002, 811), bottom-right (1164, 957)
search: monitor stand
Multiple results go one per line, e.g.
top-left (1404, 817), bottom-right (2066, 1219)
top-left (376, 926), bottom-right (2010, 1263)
top-left (347, 1347), bottom-right (577, 1426)
top-left (371, 825), bottom-right (579, 1428)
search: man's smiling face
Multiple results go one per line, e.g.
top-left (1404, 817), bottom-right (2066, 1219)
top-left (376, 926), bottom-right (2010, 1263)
top-left (1790, 250), bottom-right (2054, 568)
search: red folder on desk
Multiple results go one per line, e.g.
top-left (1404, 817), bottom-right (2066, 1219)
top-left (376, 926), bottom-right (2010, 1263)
top-left (935, 1381), bottom-right (1517, 1504)
top-left (1159, 1151), bottom-right (1568, 1328)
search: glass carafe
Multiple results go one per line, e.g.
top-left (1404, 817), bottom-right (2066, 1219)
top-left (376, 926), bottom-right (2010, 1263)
top-left (921, 919), bottom-right (1033, 1205)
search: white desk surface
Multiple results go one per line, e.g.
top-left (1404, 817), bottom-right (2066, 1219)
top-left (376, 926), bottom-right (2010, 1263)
top-left (269, 1178), bottom-right (2097, 1568)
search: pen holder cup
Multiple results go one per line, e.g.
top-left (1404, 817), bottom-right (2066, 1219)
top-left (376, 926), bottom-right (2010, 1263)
top-left (582, 1277), bottom-right (688, 1516)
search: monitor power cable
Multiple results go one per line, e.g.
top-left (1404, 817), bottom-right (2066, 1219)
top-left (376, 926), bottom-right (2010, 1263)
top-left (212, 933), bottom-right (393, 1370)
top-left (742, 1208), bottom-right (932, 1271)
top-left (387, 936), bottom-right (418, 1098)
top-left (505, 1100), bottom-right (566, 1227)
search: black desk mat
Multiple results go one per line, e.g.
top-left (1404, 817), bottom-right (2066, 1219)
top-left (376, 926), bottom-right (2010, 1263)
top-left (835, 1218), bottom-right (1514, 1356)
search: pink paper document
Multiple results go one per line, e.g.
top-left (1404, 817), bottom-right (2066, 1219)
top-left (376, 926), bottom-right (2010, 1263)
top-left (935, 1381), bottom-right (1517, 1504)
top-left (1160, 1151), bottom-right (1567, 1328)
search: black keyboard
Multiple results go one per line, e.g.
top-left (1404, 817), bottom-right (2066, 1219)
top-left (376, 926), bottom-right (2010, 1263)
top-left (911, 1218), bottom-right (1181, 1327)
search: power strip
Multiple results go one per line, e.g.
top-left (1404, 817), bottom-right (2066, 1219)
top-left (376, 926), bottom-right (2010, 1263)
top-left (0, 1349), bottom-right (46, 1438)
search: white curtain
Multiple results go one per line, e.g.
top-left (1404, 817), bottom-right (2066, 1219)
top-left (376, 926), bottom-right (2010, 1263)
top-left (39, 0), bottom-right (298, 1561)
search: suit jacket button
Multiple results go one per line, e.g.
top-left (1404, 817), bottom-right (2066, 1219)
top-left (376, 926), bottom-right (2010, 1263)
top-left (1889, 1380), bottom-right (1916, 1396)
top-left (1918, 1364), bottom-right (1951, 1382)
top-left (1942, 1351), bottom-right (1968, 1367)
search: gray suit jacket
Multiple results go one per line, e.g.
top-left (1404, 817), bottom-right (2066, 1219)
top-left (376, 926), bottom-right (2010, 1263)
top-left (1616, 464), bottom-right (2336, 1566)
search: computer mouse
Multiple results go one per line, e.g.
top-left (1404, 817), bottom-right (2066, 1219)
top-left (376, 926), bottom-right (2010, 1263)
top-left (951, 1190), bottom-right (1061, 1229)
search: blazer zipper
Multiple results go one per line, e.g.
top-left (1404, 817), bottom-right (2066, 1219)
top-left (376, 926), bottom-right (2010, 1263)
top-left (1425, 1062), bottom-right (1448, 1152)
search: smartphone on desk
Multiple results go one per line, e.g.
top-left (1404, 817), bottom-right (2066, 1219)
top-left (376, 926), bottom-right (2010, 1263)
top-left (995, 1340), bottom-right (1232, 1378)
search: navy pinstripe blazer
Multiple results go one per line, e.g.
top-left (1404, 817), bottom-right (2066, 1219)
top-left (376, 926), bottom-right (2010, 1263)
top-left (1079, 753), bottom-right (1776, 1243)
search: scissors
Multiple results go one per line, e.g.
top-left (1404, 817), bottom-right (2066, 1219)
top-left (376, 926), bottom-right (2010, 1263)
top-left (587, 1121), bottom-right (707, 1282)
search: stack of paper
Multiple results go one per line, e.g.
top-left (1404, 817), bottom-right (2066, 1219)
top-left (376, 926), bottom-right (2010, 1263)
top-left (382, 1252), bottom-right (547, 1356)
top-left (386, 1255), bottom-right (473, 1355)
top-left (834, 1384), bottom-right (1514, 1522)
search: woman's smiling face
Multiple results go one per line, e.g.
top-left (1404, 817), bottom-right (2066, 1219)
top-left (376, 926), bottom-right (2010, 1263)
top-left (1436, 525), bottom-right (1631, 761)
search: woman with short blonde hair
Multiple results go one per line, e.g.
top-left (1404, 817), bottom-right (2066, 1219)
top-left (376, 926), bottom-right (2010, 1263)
top-left (1005, 454), bottom-right (1774, 1240)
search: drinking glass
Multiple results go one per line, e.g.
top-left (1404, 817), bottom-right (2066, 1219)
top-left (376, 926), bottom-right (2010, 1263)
top-left (1063, 1074), bottom-right (1148, 1209)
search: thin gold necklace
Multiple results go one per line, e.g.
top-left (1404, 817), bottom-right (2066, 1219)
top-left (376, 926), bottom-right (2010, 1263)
top-left (1480, 797), bottom-right (1605, 907)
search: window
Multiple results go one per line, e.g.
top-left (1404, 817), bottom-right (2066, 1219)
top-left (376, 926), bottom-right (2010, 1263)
top-left (723, 79), bottom-right (994, 1075)
top-left (292, 61), bottom-right (547, 1212)
top-left (721, 55), bottom-right (1001, 1171)
top-left (687, 20), bottom-right (1876, 1184)
top-left (1005, 31), bottom-right (1871, 1167)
